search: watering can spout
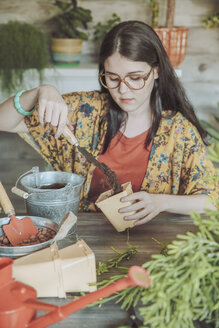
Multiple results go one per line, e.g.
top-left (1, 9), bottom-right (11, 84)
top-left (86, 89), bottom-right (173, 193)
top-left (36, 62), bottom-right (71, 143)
top-left (0, 257), bottom-right (150, 328)
top-left (27, 266), bottom-right (150, 328)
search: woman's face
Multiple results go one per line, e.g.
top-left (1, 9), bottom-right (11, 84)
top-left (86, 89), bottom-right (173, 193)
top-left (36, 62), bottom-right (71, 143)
top-left (104, 52), bottom-right (158, 116)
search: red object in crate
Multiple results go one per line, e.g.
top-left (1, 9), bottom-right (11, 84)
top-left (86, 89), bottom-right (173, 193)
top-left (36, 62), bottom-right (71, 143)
top-left (0, 257), bottom-right (150, 328)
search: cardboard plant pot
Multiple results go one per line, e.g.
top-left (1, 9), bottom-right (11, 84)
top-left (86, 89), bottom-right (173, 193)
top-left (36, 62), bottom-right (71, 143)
top-left (95, 182), bottom-right (136, 232)
top-left (13, 239), bottom-right (96, 298)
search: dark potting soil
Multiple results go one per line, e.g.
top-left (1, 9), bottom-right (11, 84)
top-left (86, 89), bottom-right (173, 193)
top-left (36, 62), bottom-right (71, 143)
top-left (39, 183), bottom-right (66, 189)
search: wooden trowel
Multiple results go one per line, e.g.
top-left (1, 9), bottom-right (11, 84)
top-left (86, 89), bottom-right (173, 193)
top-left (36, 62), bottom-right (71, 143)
top-left (0, 181), bottom-right (38, 246)
top-left (63, 126), bottom-right (123, 194)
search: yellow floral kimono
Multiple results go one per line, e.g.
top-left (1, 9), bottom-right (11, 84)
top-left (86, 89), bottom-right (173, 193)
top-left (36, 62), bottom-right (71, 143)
top-left (21, 91), bottom-right (218, 211)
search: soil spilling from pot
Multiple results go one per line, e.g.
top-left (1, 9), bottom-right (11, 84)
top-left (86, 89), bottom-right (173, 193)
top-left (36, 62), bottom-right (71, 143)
top-left (78, 145), bottom-right (123, 195)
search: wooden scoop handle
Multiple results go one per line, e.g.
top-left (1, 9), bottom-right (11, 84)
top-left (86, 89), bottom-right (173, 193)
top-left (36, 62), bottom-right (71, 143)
top-left (63, 126), bottom-right (79, 146)
top-left (0, 181), bottom-right (15, 215)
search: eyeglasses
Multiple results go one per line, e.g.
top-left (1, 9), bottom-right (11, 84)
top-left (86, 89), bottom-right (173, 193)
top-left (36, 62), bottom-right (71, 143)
top-left (98, 67), bottom-right (153, 90)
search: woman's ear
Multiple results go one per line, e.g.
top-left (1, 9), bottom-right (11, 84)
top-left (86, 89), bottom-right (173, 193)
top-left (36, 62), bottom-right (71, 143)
top-left (154, 67), bottom-right (159, 79)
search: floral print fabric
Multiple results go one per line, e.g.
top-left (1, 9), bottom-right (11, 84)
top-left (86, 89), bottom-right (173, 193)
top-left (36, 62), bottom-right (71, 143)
top-left (22, 91), bottom-right (218, 211)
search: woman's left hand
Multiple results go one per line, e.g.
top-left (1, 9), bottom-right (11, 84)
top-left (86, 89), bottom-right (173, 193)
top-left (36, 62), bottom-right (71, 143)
top-left (119, 191), bottom-right (164, 226)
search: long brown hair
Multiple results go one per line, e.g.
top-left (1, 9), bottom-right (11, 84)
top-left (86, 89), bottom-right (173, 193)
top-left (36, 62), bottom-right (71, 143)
top-left (98, 20), bottom-right (208, 152)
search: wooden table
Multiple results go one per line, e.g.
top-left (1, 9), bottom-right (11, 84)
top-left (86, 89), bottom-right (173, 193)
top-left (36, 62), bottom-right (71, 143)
top-left (34, 212), bottom-right (198, 328)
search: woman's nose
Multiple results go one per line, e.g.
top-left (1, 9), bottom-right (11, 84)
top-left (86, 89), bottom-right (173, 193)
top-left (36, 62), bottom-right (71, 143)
top-left (118, 80), bottom-right (129, 93)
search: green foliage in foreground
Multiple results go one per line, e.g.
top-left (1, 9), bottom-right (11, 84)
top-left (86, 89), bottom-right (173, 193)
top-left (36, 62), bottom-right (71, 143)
top-left (97, 208), bottom-right (219, 328)
top-left (139, 209), bottom-right (219, 328)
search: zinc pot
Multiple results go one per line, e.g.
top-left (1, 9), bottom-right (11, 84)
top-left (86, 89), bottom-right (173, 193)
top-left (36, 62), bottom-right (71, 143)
top-left (18, 170), bottom-right (83, 233)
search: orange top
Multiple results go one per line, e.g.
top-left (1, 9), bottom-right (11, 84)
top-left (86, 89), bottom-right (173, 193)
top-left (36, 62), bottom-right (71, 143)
top-left (88, 129), bottom-right (152, 202)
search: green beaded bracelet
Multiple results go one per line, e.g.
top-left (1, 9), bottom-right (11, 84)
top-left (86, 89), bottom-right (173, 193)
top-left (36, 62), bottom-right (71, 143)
top-left (14, 89), bottom-right (36, 116)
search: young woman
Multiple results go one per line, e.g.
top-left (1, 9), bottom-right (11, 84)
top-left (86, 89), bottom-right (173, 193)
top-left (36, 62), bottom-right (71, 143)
top-left (0, 21), bottom-right (218, 225)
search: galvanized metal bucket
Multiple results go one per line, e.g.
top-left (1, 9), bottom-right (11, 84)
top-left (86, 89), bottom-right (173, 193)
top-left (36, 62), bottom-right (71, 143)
top-left (15, 167), bottom-right (83, 234)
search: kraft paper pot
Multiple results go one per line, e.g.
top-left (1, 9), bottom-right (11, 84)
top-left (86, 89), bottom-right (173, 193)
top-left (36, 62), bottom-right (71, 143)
top-left (95, 182), bottom-right (135, 232)
top-left (59, 239), bottom-right (96, 293)
top-left (13, 240), bottom-right (96, 298)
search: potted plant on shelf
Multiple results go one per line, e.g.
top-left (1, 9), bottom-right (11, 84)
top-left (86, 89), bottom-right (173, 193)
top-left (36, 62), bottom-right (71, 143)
top-left (93, 13), bottom-right (121, 58)
top-left (150, 0), bottom-right (188, 67)
top-left (49, 0), bottom-right (92, 66)
top-left (0, 21), bottom-right (49, 95)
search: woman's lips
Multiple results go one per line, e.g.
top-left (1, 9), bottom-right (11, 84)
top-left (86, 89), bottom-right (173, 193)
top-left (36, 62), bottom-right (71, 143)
top-left (120, 98), bottom-right (134, 103)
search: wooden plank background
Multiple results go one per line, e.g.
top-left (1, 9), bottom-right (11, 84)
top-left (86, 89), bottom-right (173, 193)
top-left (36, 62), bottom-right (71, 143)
top-left (0, 132), bottom-right (46, 213)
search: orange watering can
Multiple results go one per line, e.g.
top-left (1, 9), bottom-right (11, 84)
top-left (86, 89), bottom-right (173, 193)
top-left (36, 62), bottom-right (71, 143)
top-left (0, 257), bottom-right (150, 328)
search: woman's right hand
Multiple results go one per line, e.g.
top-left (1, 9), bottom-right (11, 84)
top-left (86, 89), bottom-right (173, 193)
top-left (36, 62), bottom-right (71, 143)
top-left (0, 84), bottom-right (71, 135)
top-left (37, 85), bottom-right (71, 138)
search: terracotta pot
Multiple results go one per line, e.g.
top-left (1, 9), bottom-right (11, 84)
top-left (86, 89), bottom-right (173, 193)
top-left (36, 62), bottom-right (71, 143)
top-left (52, 38), bottom-right (82, 67)
top-left (154, 26), bottom-right (188, 67)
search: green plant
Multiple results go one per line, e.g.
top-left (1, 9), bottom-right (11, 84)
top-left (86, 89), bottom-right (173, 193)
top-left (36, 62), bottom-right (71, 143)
top-left (149, 0), bottom-right (159, 28)
top-left (200, 103), bottom-right (219, 143)
top-left (96, 245), bottom-right (137, 276)
top-left (93, 13), bottom-right (121, 49)
top-left (202, 12), bottom-right (219, 29)
top-left (50, 0), bottom-right (92, 40)
top-left (0, 21), bottom-right (49, 95)
top-left (200, 103), bottom-right (219, 170)
top-left (149, 0), bottom-right (176, 28)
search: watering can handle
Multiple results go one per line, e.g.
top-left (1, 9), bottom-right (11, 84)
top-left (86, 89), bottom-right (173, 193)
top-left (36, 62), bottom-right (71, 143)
top-left (26, 266), bottom-right (150, 328)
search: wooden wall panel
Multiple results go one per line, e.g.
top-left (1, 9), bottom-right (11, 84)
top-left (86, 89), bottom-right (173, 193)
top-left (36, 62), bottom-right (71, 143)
top-left (0, 0), bottom-right (218, 26)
